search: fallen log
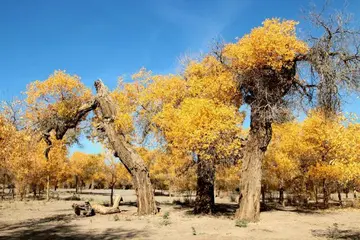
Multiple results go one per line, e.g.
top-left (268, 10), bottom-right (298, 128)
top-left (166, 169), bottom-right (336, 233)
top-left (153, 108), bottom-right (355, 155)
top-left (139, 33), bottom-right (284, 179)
top-left (92, 195), bottom-right (122, 215)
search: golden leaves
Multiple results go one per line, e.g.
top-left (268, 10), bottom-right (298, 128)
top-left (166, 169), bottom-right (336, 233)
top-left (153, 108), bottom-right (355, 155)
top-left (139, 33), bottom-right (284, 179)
top-left (264, 110), bottom-right (360, 187)
top-left (26, 70), bottom-right (92, 121)
top-left (224, 18), bottom-right (308, 72)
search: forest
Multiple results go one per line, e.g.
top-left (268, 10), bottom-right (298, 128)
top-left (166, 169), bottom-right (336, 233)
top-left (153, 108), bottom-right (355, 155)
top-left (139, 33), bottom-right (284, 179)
top-left (1, 3), bottom-right (360, 239)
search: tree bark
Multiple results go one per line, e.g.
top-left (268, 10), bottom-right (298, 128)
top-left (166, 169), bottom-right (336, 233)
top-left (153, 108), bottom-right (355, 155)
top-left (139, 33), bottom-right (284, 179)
top-left (94, 80), bottom-right (157, 215)
top-left (194, 158), bottom-right (215, 214)
top-left (235, 107), bottom-right (272, 222)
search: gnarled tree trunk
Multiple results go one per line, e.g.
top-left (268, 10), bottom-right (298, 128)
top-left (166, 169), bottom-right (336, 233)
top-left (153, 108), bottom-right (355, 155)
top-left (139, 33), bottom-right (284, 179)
top-left (235, 107), bottom-right (272, 222)
top-left (94, 80), bottom-right (157, 215)
top-left (194, 158), bottom-right (215, 214)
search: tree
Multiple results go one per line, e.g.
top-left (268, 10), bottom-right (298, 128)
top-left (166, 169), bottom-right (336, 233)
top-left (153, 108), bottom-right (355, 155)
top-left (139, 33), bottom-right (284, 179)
top-left (263, 122), bottom-right (302, 206)
top-left (102, 151), bottom-right (131, 205)
top-left (70, 152), bottom-right (103, 193)
top-left (25, 70), bottom-right (158, 215)
top-left (218, 11), bottom-right (360, 220)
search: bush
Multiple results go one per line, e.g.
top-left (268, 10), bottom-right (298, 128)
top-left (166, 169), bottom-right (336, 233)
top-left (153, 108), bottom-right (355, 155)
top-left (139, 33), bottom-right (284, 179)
top-left (235, 219), bottom-right (248, 228)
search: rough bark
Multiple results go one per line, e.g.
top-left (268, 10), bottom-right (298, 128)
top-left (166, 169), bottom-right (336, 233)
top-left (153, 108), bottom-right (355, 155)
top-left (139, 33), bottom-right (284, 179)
top-left (235, 107), bottom-right (272, 222)
top-left (94, 80), bottom-right (157, 215)
top-left (194, 158), bottom-right (215, 214)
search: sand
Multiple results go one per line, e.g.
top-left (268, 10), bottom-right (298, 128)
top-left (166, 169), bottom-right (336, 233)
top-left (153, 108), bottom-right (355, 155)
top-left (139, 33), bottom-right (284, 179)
top-left (1, 189), bottom-right (360, 240)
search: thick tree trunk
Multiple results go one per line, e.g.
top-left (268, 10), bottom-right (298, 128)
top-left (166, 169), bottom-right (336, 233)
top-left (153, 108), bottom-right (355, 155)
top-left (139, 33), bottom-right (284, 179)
top-left (235, 107), bottom-right (272, 222)
top-left (194, 158), bottom-right (215, 214)
top-left (94, 80), bottom-right (157, 215)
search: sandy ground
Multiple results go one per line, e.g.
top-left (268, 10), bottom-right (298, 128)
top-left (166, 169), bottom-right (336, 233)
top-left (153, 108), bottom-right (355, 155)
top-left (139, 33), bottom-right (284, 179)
top-left (1, 190), bottom-right (360, 240)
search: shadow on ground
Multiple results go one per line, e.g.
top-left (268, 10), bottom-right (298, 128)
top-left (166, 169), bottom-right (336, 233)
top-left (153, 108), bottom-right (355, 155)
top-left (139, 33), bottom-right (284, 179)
top-left (312, 224), bottom-right (360, 240)
top-left (0, 214), bottom-right (148, 240)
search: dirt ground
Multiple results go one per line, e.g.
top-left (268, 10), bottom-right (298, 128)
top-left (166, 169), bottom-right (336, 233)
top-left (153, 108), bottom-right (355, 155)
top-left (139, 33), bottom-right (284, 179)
top-left (1, 189), bottom-right (360, 240)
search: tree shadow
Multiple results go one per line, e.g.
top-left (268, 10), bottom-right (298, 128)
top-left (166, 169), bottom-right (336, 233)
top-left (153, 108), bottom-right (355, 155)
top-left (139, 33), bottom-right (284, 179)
top-left (0, 214), bottom-right (148, 240)
top-left (0, 214), bottom-right (76, 231)
top-left (312, 224), bottom-right (360, 239)
top-left (0, 225), bottom-right (148, 240)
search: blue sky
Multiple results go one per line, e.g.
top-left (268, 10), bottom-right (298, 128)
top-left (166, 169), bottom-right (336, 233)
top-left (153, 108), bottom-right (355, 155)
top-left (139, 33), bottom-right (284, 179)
top-left (1, 0), bottom-right (359, 155)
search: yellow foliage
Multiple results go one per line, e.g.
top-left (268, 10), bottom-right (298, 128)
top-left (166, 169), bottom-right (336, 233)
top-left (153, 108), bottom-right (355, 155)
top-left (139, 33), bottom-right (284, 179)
top-left (185, 55), bottom-right (241, 106)
top-left (224, 18), bottom-right (308, 72)
top-left (26, 70), bottom-right (92, 121)
top-left (154, 98), bottom-right (243, 161)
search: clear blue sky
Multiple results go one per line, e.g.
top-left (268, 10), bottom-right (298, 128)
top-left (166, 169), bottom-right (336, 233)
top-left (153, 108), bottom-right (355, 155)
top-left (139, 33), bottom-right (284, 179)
top-left (1, 0), bottom-right (359, 154)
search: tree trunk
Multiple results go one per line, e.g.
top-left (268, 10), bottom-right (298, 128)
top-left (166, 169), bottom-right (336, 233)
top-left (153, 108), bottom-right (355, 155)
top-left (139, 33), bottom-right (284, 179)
top-left (337, 184), bottom-right (342, 206)
top-left (235, 107), bottom-right (272, 222)
top-left (345, 187), bottom-right (349, 199)
top-left (75, 176), bottom-right (79, 194)
top-left (94, 80), bottom-right (157, 215)
top-left (110, 184), bottom-right (114, 206)
top-left (315, 186), bottom-right (318, 204)
top-left (194, 158), bottom-right (215, 214)
top-left (46, 175), bottom-right (50, 201)
top-left (323, 179), bottom-right (329, 208)
top-left (2, 173), bottom-right (6, 200)
top-left (91, 179), bottom-right (95, 190)
top-left (33, 184), bottom-right (37, 200)
top-left (279, 187), bottom-right (285, 207)
top-left (261, 185), bottom-right (266, 204)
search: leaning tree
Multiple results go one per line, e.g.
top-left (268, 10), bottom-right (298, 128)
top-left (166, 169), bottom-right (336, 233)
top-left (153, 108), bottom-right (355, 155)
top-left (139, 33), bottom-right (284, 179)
top-left (26, 71), bottom-right (157, 215)
top-left (216, 11), bottom-right (360, 221)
